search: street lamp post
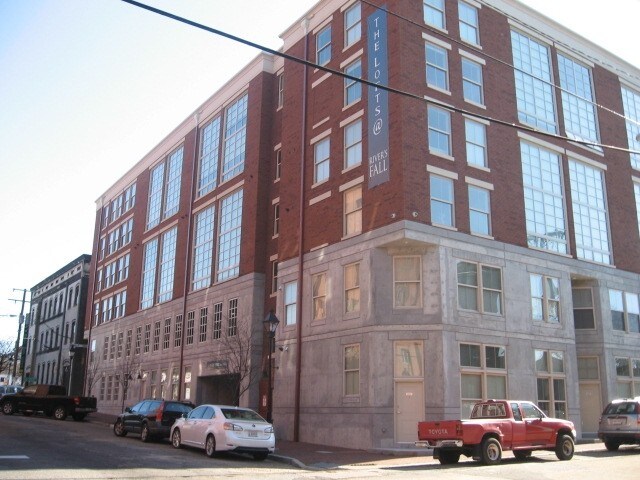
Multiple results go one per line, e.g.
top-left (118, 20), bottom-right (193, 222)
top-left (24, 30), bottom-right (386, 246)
top-left (263, 310), bottom-right (279, 423)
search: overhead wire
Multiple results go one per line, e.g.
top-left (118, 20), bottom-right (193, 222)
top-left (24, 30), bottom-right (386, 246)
top-left (120, 0), bottom-right (639, 156)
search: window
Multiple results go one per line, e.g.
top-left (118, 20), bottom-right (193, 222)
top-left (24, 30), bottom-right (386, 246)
top-left (163, 318), bottom-right (171, 350)
top-left (577, 356), bottom-right (600, 381)
top-left (610, 289), bottom-right (640, 333)
top-left (457, 261), bottom-right (502, 314)
top-left (461, 58), bottom-right (483, 104)
top-left (198, 116), bottom-right (221, 197)
top-left (102, 336), bottom-right (109, 361)
top-left (635, 183), bottom-right (640, 235)
top-left (569, 160), bottom-right (611, 264)
top-left (125, 329), bottom-right (133, 357)
top-left (273, 203), bottom-right (280, 237)
top-left (143, 324), bottom-right (151, 354)
top-left (275, 149), bottom-right (282, 181)
top-left (277, 73), bottom-right (284, 109)
top-left (316, 25), bottom-right (331, 66)
top-left (521, 141), bottom-right (567, 254)
top-left (572, 287), bottom-right (595, 329)
top-left (228, 299), bottom-right (238, 337)
top-left (344, 3), bottom-right (361, 47)
top-left (192, 205), bottom-right (215, 290)
top-left (135, 326), bottom-right (142, 355)
top-left (141, 237), bottom-right (158, 309)
top-left (530, 274), bottom-right (560, 323)
top-left (158, 227), bottom-right (178, 303)
top-left (621, 86), bottom-right (640, 169)
top-left (146, 146), bottom-right (184, 229)
top-left (199, 307), bottom-right (208, 343)
top-left (174, 315), bottom-right (182, 348)
top-left (558, 54), bottom-right (599, 147)
top-left (428, 106), bottom-right (451, 156)
top-left (458, 1), bottom-right (479, 45)
top-left (511, 30), bottom-right (556, 133)
top-left (344, 344), bottom-right (360, 396)
top-left (186, 311), bottom-right (195, 345)
top-left (312, 272), bottom-right (327, 321)
top-left (284, 281), bottom-right (297, 325)
top-left (344, 262), bottom-right (360, 314)
top-left (314, 138), bottom-right (330, 184)
top-left (344, 59), bottom-right (362, 106)
top-left (217, 189), bottom-right (243, 281)
top-left (460, 343), bottom-right (507, 418)
top-left (153, 321), bottom-right (160, 352)
top-left (344, 186), bottom-right (362, 237)
top-left (423, 0), bottom-right (445, 29)
top-left (615, 357), bottom-right (640, 397)
top-left (117, 254), bottom-right (130, 283)
top-left (124, 183), bottom-right (136, 212)
top-left (344, 120), bottom-right (362, 169)
top-left (222, 93), bottom-right (248, 181)
top-left (468, 185), bottom-right (490, 235)
top-left (271, 261), bottom-right (278, 295)
top-left (213, 302), bottom-right (222, 340)
top-left (535, 350), bottom-right (567, 418)
top-left (394, 256), bottom-right (421, 308)
top-left (425, 43), bottom-right (449, 91)
top-left (430, 175), bottom-right (454, 227)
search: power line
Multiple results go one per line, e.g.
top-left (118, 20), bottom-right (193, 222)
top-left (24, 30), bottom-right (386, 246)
top-left (120, 0), bottom-right (639, 156)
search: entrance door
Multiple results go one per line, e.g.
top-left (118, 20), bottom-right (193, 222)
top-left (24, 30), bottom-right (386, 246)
top-left (395, 381), bottom-right (424, 443)
top-left (579, 383), bottom-right (602, 434)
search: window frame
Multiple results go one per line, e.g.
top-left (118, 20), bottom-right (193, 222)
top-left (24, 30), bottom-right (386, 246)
top-left (344, 3), bottom-right (361, 48)
top-left (425, 43), bottom-right (450, 91)
top-left (316, 24), bottom-right (332, 66)
top-left (461, 57), bottom-right (484, 105)
top-left (344, 185), bottom-right (363, 237)
top-left (428, 106), bottom-right (452, 157)
top-left (393, 256), bottom-right (422, 309)
top-left (423, 0), bottom-right (446, 30)
top-left (458, 1), bottom-right (480, 45)
top-left (344, 59), bottom-right (362, 106)
top-left (344, 343), bottom-right (360, 397)
top-left (430, 174), bottom-right (455, 227)
top-left (313, 137), bottom-right (330, 184)
top-left (530, 274), bottom-right (560, 324)
top-left (468, 184), bottom-right (491, 236)
top-left (457, 261), bottom-right (503, 315)
top-left (534, 349), bottom-right (567, 418)
top-left (311, 272), bottom-right (327, 321)
top-left (459, 342), bottom-right (507, 418)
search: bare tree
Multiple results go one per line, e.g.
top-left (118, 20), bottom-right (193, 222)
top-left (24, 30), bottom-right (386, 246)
top-left (218, 315), bottom-right (263, 406)
top-left (115, 353), bottom-right (141, 412)
top-left (0, 339), bottom-right (15, 378)
top-left (84, 350), bottom-right (102, 397)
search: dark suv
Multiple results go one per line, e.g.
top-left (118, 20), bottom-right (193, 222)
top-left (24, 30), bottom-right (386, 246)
top-left (113, 399), bottom-right (194, 442)
top-left (597, 397), bottom-right (640, 451)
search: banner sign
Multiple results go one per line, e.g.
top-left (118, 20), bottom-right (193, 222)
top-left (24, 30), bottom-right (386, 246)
top-left (367, 7), bottom-right (390, 188)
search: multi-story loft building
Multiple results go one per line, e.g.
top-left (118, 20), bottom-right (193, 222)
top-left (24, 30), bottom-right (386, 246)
top-left (24, 255), bottom-right (91, 395)
top-left (85, 0), bottom-right (640, 449)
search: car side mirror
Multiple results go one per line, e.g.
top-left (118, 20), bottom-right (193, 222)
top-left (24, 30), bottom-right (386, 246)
top-left (125, 407), bottom-right (132, 413)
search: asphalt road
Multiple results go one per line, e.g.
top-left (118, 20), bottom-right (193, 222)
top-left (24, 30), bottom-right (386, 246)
top-left (0, 412), bottom-right (638, 480)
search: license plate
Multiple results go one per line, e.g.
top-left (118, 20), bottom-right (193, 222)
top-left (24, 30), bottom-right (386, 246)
top-left (610, 419), bottom-right (625, 425)
top-left (249, 431), bottom-right (258, 437)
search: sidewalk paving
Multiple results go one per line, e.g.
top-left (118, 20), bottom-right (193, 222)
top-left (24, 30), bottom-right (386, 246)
top-left (88, 412), bottom-right (432, 470)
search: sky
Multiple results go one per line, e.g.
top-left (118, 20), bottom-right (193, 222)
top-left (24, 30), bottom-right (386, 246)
top-left (0, 0), bottom-right (638, 344)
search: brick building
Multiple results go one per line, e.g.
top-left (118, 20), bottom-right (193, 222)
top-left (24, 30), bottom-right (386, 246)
top-left (86, 0), bottom-right (640, 449)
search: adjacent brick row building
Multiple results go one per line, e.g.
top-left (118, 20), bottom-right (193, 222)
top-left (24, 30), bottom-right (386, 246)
top-left (85, 0), bottom-right (640, 449)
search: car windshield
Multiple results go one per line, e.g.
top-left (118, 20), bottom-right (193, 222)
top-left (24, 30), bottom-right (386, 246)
top-left (221, 408), bottom-right (266, 422)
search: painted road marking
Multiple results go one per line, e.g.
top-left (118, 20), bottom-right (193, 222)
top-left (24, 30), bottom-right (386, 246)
top-left (0, 456), bottom-right (29, 459)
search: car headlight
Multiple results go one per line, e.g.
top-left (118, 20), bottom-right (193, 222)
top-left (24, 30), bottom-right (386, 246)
top-left (223, 422), bottom-right (243, 431)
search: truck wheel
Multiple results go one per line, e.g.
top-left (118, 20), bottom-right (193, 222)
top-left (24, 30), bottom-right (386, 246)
top-left (555, 434), bottom-right (574, 461)
top-left (113, 420), bottom-right (128, 437)
top-left (438, 451), bottom-right (461, 464)
top-left (72, 413), bottom-right (87, 421)
top-left (513, 450), bottom-right (532, 461)
top-left (604, 441), bottom-right (620, 451)
top-left (53, 406), bottom-right (68, 421)
top-left (480, 437), bottom-right (502, 465)
top-left (2, 402), bottom-right (15, 415)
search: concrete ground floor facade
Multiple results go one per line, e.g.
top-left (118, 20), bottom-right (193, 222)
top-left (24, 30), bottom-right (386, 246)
top-left (88, 221), bottom-right (640, 450)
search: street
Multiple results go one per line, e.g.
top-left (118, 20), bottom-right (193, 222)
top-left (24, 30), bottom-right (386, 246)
top-left (0, 413), bottom-right (637, 480)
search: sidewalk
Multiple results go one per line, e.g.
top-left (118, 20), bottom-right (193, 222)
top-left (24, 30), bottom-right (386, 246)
top-left (88, 412), bottom-right (432, 470)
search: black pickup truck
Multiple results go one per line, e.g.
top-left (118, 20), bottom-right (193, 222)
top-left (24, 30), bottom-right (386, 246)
top-left (0, 384), bottom-right (97, 421)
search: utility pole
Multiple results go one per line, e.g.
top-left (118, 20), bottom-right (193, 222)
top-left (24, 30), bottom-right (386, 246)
top-left (9, 289), bottom-right (28, 382)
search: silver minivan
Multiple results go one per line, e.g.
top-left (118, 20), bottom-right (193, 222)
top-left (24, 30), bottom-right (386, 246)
top-left (597, 398), bottom-right (640, 451)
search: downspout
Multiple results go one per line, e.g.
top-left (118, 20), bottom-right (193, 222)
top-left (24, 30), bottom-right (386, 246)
top-left (294, 17), bottom-right (310, 443)
top-left (178, 112), bottom-right (200, 400)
